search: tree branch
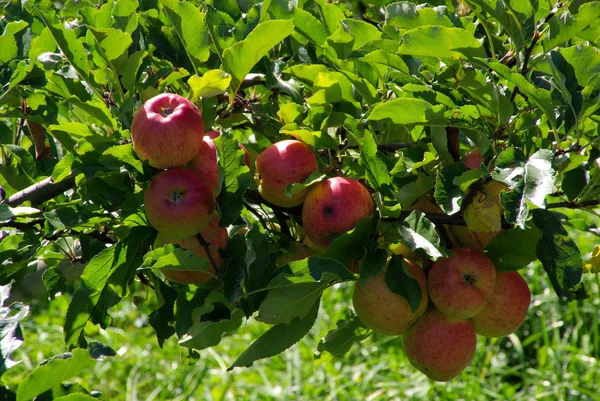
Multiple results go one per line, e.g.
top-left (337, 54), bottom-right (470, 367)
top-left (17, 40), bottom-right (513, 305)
top-left (196, 233), bottom-right (221, 278)
top-left (1, 175), bottom-right (76, 207)
top-left (345, 142), bottom-right (414, 152)
top-left (546, 199), bottom-right (600, 209)
top-left (382, 211), bottom-right (514, 229)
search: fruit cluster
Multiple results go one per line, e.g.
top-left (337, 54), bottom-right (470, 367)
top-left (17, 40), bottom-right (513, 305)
top-left (132, 93), bottom-right (249, 284)
top-left (132, 93), bottom-right (531, 382)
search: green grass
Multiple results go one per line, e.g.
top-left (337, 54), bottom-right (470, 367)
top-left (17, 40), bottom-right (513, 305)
top-left (5, 213), bottom-right (600, 401)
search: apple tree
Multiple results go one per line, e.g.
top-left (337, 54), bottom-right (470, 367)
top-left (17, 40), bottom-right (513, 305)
top-left (2, 0), bottom-right (600, 394)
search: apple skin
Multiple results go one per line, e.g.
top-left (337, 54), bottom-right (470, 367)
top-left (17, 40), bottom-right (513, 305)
top-left (302, 177), bottom-right (373, 248)
top-left (188, 136), bottom-right (219, 196)
top-left (462, 149), bottom-right (482, 170)
top-left (131, 93), bottom-right (204, 169)
top-left (353, 259), bottom-right (428, 335)
top-left (403, 307), bottom-right (477, 382)
top-left (428, 248), bottom-right (497, 319)
top-left (276, 242), bottom-right (314, 267)
top-left (155, 214), bottom-right (228, 285)
top-left (471, 271), bottom-right (531, 337)
top-left (144, 168), bottom-right (215, 240)
top-left (255, 140), bottom-right (319, 208)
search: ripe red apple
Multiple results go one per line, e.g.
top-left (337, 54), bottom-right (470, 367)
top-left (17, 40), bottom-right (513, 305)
top-left (155, 214), bottom-right (228, 285)
top-left (353, 259), bottom-right (428, 335)
top-left (144, 168), bottom-right (215, 240)
top-left (471, 271), bottom-right (531, 337)
top-left (461, 149), bottom-right (482, 170)
top-left (131, 93), bottom-right (204, 169)
top-left (428, 248), bottom-right (496, 319)
top-left (275, 242), bottom-right (314, 267)
top-left (188, 136), bottom-right (219, 196)
top-left (403, 307), bottom-right (477, 382)
top-left (255, 140), bottom-right (319, 208)
top-left (302, 177), bottom-right (373, 248)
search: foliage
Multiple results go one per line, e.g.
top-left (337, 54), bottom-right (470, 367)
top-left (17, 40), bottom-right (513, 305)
top-left (1, 0), bottom-right (600, 396)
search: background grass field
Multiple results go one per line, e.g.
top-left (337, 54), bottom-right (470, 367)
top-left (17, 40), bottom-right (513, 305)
top-left (5, 209), bottom-right (600, 401)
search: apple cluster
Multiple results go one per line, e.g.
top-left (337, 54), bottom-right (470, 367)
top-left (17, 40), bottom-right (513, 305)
top-left (132, 93), bottom-right (249, 284)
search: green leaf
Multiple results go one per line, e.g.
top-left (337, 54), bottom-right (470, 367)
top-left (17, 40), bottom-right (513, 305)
top-left (228, 299), bottom-right (319, 370)
top-left (0, 21), bottom-right (29, 64)
top-left (161, 0), bottom-right (210, 73)
top-left (558, 45), bottom-right (600, 87)
top-left (453, 169), bottom-right (487, 192)
top-left (99, 144), bottom-right (144, 174)
top-left (0, 205), bottom-right (41, 223)
top-left (54, 394), bottom-right (102, 401)
top-left (148, 276), bottom-right (178, 347)
top-left (144, 245), bottom-right (214, 275)
top-left (395, 173), bottom-right (435, 208)
top-left (223, 20), bottom-right (294, 91)
top-left (485, 227), bottom-right (542, 272)
top-left (383, 211), bottom-right (446, 261)
top-left (293, 8), bottom-right (328, 46)
top-left (214, 136), bottom-right (252, 226)
top-left (532, 210), bottom-right (586, 301)
top-left (384, 255), bottom-right (423, 313)
top-left (359, 131), bottom-right (391, 193)
top-left (0, 284), bottom-right (29, 375)
top-left (322, 216), bottom-right (377, 266)
top-left (343, 20), bottom-right (382, 50)
top-left (285, 172), bottom-right (326, 198)
top-left (257, 257), bottom-right (352, 325)
top-left (398, 26), bottom-right (486, 60)
top-left (316, 313), bottom-right (372, 360)
top-left (64, 228), bottom-right (152, 349)
top-left (188, 69), bottom-right (232, 99)
top-left (88, 27), bottom-right (133, 61)
top-left (385, 2), bottom-right (453, 30)
top-left (430, 126), bottom-right (454, 164)
top-left (16, 349), bottom-right (95, 401)
top-left (42, 268), bottom-right (68, 300)
top-left (547, 2), bottom-right (600, 49)
top-left (358, 244), bottom-right (388, 284)
top-left (367, 98), bottom-right (447, 125)
top-left (434, 163), bottom-right (469, 214)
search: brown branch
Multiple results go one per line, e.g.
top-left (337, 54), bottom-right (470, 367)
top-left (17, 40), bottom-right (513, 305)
top-left (196, 233), bottom-right (221, 278)
top-left (382, 211), bottom-right (513, 229)
top-left (345, 143), bottom-right (414, 152)
top-left (1, 175), bottom-right (77, 207)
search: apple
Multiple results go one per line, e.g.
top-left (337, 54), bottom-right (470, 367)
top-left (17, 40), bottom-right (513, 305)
top-left (428, 248), bottom-right (496, 319)
top-left (188, 136), bottom-right (219, 196)
top-left (154, 214), bottom-right (228, 285)
top-left (255, 140), bottom-right (319, 207)
top-left (461, 149), bottom-right (482, 170)
top-left (471, 271), bottom-right (531, 337)
top-left (144, 168), bottom-right (215, 240)
top-left (275, 242), bottom-right (314, 267)
top-left (131, 93), bottom-right (204, 169)
top-left (403, 307), bottom-right (477, 382)
top-left (353, 259), bottom-right (428, 335)
top-left (302, 177), bottom-right (373, 248)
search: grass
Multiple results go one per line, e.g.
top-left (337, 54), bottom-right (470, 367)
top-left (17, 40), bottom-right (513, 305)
top-left (4, 211), bottom-right (600, 400)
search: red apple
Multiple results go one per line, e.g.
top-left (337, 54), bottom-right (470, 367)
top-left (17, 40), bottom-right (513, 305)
top-left (353, 259), bottom-right (428, 335)
top-left (131, 93), bottom-right (204, 169)
top-left (255, 140), bottom-right (319, 207)
top-left (144, 168), bottom-right (215, 240)
top-left (188, 136), bottom-right (219, 196)
top-left (403, 307), bottom-right (477, 382)
top-left (302, 177), bottom-right (373, 248)
top-left (428, 248), bottom-right (497, 319)
top-left (471, 271), bottom-right (531, 337)
top-left (461, 149), bottom-right (482, 170)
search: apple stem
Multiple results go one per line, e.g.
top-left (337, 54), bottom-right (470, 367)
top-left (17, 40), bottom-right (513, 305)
top-left (196, 233), bottom-right (220, 278)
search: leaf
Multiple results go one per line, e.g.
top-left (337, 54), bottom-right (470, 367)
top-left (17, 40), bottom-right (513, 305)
top-left (486, 227), bottom-right (542, 272)
top-left (54, 395), bottom-right (102, 401)
top-left (583, 245), bottom-right (600, 274)
top-left (214, 136), bottom-right (252, 226)
top-left (316, 313), bottom-right (372, 360)
top-left (293, 8), bottom-right (328, 46)
top-left (358, 244), bottom-right (388, 284)
top-left (547, 2), bottom-right (600, 49)
top-left (385, 255), bottom-right (422, 313)
top-left (161, 0), bottom-right (210, 72)
top-left (453, 169), bottom-right (488, 192)
top-left (359, 131), bottom-right (391, 192)
top-left (285, 172), bottom-right (326, 198)
top-left (367, 98), bottom-right (447, 125)
top-left (385, 2), bottom-right (453, 30)
top-left (64, 228), bottom-right (152, 349)
top-left (394, 174), bottom-right (435, 207)
top-left (532, 210), bottom-right (586, 301)
top-left (383, 211), bottom-right (446, 261)
top-left (430, 126), bottom-right (454, 164)
top-left (87, 27), bottom-right (133, 61)
top-left (148, 277), bottom-right (178, 347)
top-left (16, 349), bottom-right (94, 401)
top-left (0, 205), bottom-right (41, 223)
top-left (434, 163), bottom-right (469, 214)
top-left (228, 299), bottom-right (319, 370)
top-left (398, 26), bottom-right (486, 60)
top-left (42, 268), bottom-right (68, 300)
top-left (99, 144), bottom-right (144, 174)
top-left (0, 284), bottom-right (29, 375)
top-left (257, 256), bottom-right (352, 325)
top-left (144, 245), bottom-right (213, 275)
top-left (188, 69), bottom-right (232, 99)
top-left (223, 20), bottom-right (294, 91)
top-left (0, 21), bottom-right (29, 64)
top-left (322, 216), bottom-right (377, 265)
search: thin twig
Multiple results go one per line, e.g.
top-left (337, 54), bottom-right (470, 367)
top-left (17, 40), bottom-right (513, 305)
top-left (345, 143), bottom-right (414, 152)
top-left (546, 199), bottom-right (600, 209)
top-left (196, 233), bottom-right (220, 278)
top-left (243, 200), bottom-right (270, 232)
